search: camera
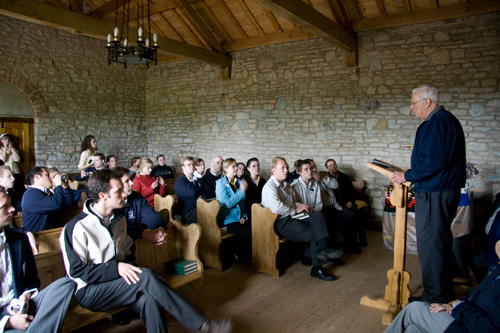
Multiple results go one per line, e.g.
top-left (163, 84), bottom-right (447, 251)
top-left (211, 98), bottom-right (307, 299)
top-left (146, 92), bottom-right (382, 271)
top-left (61, 175), bottom-right (67, 181)
top-left (8, 299), bottom-right (27, 314)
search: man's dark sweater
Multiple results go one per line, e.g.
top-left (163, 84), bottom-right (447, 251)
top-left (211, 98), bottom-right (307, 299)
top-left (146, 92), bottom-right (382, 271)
top-left (21, 186), bottom-right (74, 232)
top-left (201, 168), bottom-right (220, 199)
top-left (174, 174), bottom-right (207, 218)
top-left (122, 191), bottom-right (166, 240)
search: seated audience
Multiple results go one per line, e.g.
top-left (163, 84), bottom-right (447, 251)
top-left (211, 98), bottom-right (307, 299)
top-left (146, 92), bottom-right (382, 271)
top-left (77, 153), bottom-right (106, 182)
top-left (129, 156), bottom-right (140, 180)
top-left (152, 154), bottom-right (175, 180)
top-left (325, 159), bottom-right (367, 246)
top-left (113, 167), bottom-right (166, 244)
top-left (309, 159), bottom-right (361, 254)
top-left (243, 158), bottom-right (266, 222)
top-left (174, 157), bottom-right (207, 224)
top-left (106, 155), bottom-right (117, 168)
top-left (236, 162), bottom-right (245, 179)
top-left (261, 157), bottom-right (342, 281)
top-left (21, 166), bottom-right (73, 232)
top-left (194, 158), bottom-right (205, 179)
top-left (0, 187), bottom-right (76, 332)
top-left (0, 165), bottom-right (21, 214)
top-left (202, 156), bottom-right (223, 199)
top-left (132, 158), bottom-right (166, 208)
top-left (0, 134), bottom-right (23, 193)
top-left (77, 135), bottom-right (97, 175)
top-left (216, 158), bottom-right (251, 262)
top-left (47, 166), bottom-right (88, 207)
top-left (385, 240), bottom-right (500, 333)
top-left (59, 170), bottom-right (233, 333)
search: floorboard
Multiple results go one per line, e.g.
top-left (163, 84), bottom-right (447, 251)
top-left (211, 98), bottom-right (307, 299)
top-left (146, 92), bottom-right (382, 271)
top-left (71, 230), bottom-right (428, 332)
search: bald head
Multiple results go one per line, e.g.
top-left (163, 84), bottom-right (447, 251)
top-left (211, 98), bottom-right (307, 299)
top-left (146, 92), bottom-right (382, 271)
top-left (211, 156), bottom-right (223, 174)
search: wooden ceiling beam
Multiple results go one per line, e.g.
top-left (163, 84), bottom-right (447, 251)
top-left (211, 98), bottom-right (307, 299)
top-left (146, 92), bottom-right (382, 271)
top-left (402, 0), bottom-right (411, 13)
top-left (176, 0), bottom-right (225, 53)
top-left (374, 0), bottom-right (387, 16)
top-left (353, 0), bottom-right (500, 32)
top-left (223, 29), bottom-right (315, 51)
top-left (0, 0), bottom-right (232, 67)
top-left (215, 0), bottom-right (248, 39)
top-left (264, 8), bottom-right (283, 32)
top-left (159, 11), bottom-right (187, 43)
top-left (88, 0), bottom-right (132, 18)
top-left (238, 0), bottom-right (265, 36)
top-left (196, 1), bottom-right (232, 42)
top-left (252, 0), bottom-right (357, 52)
top-left (326, 0), bottom-right (352, 31)
top-left (173, 7), bottom-right (205, 47)
top-left (68, 0), bottom-right (83, 14)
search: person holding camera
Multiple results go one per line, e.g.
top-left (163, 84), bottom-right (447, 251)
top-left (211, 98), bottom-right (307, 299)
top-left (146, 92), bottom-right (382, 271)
top-left (21, 166), bottom-right (74, 232)
top-left (0, 134), bottom-right (23, 193)
top-left (0, 186), bottom-right (76, 332)
top-left (132, 158), bottom-right (166, 208)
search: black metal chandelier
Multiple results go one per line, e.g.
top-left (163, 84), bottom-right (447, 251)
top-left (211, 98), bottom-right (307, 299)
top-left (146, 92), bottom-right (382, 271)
top-left (106, 0), bottom-right (158, 68)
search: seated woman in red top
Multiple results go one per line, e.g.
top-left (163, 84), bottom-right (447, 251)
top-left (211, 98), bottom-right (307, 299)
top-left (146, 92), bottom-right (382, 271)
top-left (132, 157), bottom-right (166, 207)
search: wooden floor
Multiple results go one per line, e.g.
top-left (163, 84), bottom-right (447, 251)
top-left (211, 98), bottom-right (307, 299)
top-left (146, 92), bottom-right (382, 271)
top-left (73, 230), bottom-right (426, 332)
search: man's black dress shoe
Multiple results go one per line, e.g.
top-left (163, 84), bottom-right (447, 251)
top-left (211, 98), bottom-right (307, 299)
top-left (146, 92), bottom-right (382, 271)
top-left (345, 246), bottom-right (362, 254)
top-left (311, 266), bottom-right (337, 281)
top-left (112, 311), bottom-right (132, 325)
top-left (301, 255), bottom-right (312, 266)
top-left (317, 247), bottom-right (343, 260)
top-left (332, 258), bottom-right (345, 266)
top-left (408, 296), bottom-right (422, 303)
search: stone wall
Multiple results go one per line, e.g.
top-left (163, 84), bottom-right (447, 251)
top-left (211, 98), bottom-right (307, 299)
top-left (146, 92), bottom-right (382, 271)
top-left (1, 12), bottom-right (499, 221)
top-left (145, 12), bottom-right (500, 220)
top-left (0, 15), bottom-right (147, 171)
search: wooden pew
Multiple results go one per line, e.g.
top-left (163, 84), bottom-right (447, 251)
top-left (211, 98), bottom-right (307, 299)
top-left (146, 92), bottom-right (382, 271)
top-left (154, 194), bottom-right (179, 223)
top-left (251, 204), bottom-right (285, 278)
top-left (33, 219), bottom-right (204, 332)
top-left (196, 198), bottom-right (234, 272)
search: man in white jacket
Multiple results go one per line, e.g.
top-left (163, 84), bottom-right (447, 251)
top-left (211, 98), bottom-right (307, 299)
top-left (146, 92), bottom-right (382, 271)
top-left (60, 169), bottom-right (232, 333)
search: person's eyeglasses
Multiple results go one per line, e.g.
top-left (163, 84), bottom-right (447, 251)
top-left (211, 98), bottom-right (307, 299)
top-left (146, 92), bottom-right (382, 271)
top-left (411, 99), bottom-right (426, 106)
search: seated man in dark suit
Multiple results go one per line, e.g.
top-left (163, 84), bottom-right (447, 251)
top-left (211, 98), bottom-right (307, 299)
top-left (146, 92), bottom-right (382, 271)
top-left (21, 166), bottom-right (73, 232)
top-left (201, 156), bottom-right (223, 199)
top-left (175, 157), bottom-right (208, 224)
top-left (0, 186), bottom-right (75, 332)
top-left (113, 167), bottom-right (167, 244)
top-left (385, 240), bottom-right (500, 333)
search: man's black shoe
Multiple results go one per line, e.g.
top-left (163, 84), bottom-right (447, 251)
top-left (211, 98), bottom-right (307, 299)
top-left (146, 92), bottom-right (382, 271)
top-left (301, 255), bottom-right (312, 266)
top-left (408, 296), bottom-right (422, 303)
top-left (317, 247), bottom-right (343, 260)
top-left (112, 311), bottom-right (132, 325)
top-left (345, 246), bottom-right (362, 254)
top-left (310, 266), bottom-right (337, 281)
top-left (332, 258), bottom-right (345, 266)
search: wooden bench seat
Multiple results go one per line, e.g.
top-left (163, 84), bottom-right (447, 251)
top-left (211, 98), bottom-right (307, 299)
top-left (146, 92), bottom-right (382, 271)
top-left (251, 204), bottom-right (286, 278)
top-left (33, 218), bottom-right (203, 332)
top-left (196, 198), bottom-right (235, 272)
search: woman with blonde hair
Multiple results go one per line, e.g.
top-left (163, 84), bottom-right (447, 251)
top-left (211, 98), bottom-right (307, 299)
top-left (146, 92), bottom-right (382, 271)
top-left (215, 158), bottom-right (251, 262)
top-left (132, 157), bottom-right (166, 207)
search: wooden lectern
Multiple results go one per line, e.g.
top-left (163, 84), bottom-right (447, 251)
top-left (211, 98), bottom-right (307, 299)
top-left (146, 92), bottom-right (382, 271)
top-left (360, 160), bottom-right (412, 325)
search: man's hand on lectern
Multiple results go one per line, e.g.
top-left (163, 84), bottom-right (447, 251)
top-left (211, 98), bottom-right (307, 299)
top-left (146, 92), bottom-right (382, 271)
top-left (390, 171), bottom-right (407, 184)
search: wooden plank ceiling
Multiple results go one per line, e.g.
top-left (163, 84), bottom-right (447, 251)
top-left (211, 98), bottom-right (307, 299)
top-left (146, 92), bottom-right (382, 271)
top-left (1, 0), bottom-right (499, 72)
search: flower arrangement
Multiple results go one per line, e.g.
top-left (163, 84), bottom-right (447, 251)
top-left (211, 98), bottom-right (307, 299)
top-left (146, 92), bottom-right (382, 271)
top-left (465, 162), bottom-right (479, 189)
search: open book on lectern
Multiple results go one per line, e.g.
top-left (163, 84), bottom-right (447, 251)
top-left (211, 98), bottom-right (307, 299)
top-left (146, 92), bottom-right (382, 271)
top-left (370, 159), bottom-right (404, 172)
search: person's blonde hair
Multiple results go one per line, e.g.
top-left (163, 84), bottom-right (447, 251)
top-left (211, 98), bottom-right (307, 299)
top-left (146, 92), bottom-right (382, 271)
top-left (271, 157), bottom-right (287, 169)
top-left (222, 158), bottom-right (237, 175)
top-left (180, 156), bottom-right (194, 166)
top-left (137, 158), bottom-right (154, 176)
top-left (0, 165), bottom-right (12, 179)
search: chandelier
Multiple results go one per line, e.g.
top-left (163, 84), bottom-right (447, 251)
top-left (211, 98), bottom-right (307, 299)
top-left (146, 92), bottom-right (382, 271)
top-left (106, 0), bottom-right (158, 68)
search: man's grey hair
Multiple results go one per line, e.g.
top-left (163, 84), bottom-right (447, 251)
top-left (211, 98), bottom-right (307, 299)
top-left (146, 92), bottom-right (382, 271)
top-left (413, 85), bottom-right (439, 104)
